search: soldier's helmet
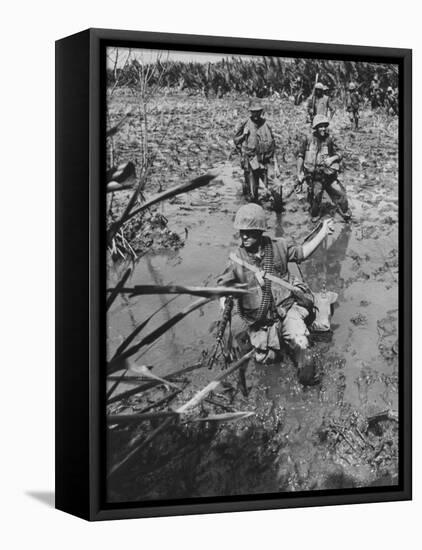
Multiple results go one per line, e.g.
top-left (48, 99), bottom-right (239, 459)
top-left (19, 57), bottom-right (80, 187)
top-left (387, 86), bottom-right (393, 93)
top-left (349, 82), bottom-right (356, 90)
top-left (312, 114), bottom-right (330, 129)
top-left (249, 99), bottom-right (264, 112)
top-left (314, 82), bottom-right (325, 90)
top-left (234, 204), bottom-right (267, 231)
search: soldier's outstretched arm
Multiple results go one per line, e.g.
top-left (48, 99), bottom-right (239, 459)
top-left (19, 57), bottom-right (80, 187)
top-left (302, 219), bottom-right (334, 259)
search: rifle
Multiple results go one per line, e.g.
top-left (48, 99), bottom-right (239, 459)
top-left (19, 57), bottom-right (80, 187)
top-left (229, 253), bottom-right (314, 311)
top-left (207, 295), bottom-right (235, 370)
top-left (309, 71), bottom-right (319, 121)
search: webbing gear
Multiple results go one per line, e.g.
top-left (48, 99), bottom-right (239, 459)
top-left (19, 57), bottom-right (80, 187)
top-left (231, 236), bottom-right (274, 324)
top-left (254, 237), bottom-right (274, 323)
top-left (230, 250), bottom-right (314, 312)
top-left (230, 252), bottom-right (296, 292)
top-left (207, 296), bottom-right (234, 370)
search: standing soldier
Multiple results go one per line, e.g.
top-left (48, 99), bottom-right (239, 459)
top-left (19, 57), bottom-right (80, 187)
top-left (369, 74), bottom-right (381, 108)
top-left (385, 86), bottom-right (398, 115)
top-left (306, 82), bottom-right (333, 123)
top-left (233, 99), bottom-right (278, 203)
top-left (296, 114), bottom-right (351, 222)
top-left (217, 203), bottom-right (334, 385)
top-left (346, 82), bottom-right (362, 129)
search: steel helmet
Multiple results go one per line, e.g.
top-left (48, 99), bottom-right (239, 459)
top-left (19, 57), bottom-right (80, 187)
top-left (234, 203), bottom-right (267, 231)
top-left (314, 82), bottom-right (325, 90)
top-left (312, 114), bottom-right (330, 129)
top-left (249, 99), bottom-right (264, 112)
top-left (387, 86), bottom-right (393, 93)
top-left (348, 82), bottom-right (356, 90)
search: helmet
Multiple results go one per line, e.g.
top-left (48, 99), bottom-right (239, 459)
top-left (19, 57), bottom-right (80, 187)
top-left (348, 82), bottom-right (356, 90)
top-left (249, 99), bottom-right (264, 112)
top-left (233, 204), bottom-right (267, 231)
top-left (312, 114), bottom-right (329, 129)
top-left (314, 82), bottom-right (325, 90)
top-left (387, 86), bottom-right (393, 93)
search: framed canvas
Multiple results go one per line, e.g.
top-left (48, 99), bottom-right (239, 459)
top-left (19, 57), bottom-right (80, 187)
top-left (55, 28), bottom-right (412, 521)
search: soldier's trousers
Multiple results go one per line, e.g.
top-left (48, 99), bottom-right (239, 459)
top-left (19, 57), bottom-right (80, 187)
top-left (307, 174), bottom-right (349, 217)
top-left (348, 107), bottom-right (359, 128)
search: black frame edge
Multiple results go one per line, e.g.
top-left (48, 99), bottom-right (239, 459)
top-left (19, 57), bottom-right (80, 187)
top-left (55, 29), bottom-right (92, 521)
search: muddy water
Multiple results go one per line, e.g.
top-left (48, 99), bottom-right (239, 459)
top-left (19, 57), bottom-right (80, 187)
top-left (107, 94), bottom-right (399, 500)
top-left (108, 160), bottom-right (398, 413)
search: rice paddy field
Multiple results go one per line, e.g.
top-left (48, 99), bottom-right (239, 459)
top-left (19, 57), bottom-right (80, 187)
top-left (106, 87), bottom-right (399, 503)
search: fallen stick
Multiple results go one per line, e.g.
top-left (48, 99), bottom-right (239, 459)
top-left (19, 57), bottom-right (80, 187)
top-left (114, 284), bottom-right (248, 299)
top-left (133, 389), bottom-right (183, 415)
top-left (108, 410), bottom-right (254, 426)
top-left (108, 410), bottom-right (178, 424)
top-left (107, 362), bottom-right (203, 405)
top-left (107, 349), bottom-right (254, 477)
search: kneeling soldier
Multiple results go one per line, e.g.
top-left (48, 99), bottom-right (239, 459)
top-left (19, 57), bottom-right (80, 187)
top-left (218, 203), bottom-right (334, 385)
top-left (297, 114), bottom-right (352, 222)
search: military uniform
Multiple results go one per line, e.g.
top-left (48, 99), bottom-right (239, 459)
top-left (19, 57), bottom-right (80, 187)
top-left (307, 94), bottom-right (332, 120)
top-left (369, 78), bottom-right (381, 108)
top-left (233, 115), bottom-right (275, 199)
top-left (385, 90), bottom-right (398, 115)
top-left (297, 131), bottom-right (349, 218)
top-left (218, 236), bottom-right (313, 362)
top-left (346, 88), bottom-right (361, 128)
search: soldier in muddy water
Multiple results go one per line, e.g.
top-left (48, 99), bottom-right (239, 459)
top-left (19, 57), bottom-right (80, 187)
top-left (233, 99), bottom-right (281, 206)
top-left (369, 74), bottom-right (382, 108)
top-left (346, 82), bottom-right (362, 129)
top-left (296, 114), bottom-right (352, 222)
top-left (385, 86), bottom-right (398, 116)
top-left (217, 203), bottom-right (334, 386)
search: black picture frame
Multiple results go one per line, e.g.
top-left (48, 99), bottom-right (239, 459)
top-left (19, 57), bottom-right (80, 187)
top-left (55, 28), bottom-right (412, 521)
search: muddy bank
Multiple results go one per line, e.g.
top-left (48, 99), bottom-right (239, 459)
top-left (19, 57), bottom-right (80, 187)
top-left (106, 91), bottom-right (398, 502)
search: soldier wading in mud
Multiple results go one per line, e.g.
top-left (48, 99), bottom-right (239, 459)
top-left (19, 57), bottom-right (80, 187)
top-left (306, 82), bottom-right (333, 123)
top-left (217, 203), bottom-right (334, 385)
top-left (233, 99), bottom-right (281, 207)
top-left (369, 74), bottom-right (382, 109)
top-left (296, 114), bottom-right (352, 222)
top-left (385, 86), bottom-right (398, 116)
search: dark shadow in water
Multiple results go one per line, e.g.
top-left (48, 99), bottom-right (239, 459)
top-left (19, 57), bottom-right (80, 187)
top-left (25, 491), bottom-right (55, 508)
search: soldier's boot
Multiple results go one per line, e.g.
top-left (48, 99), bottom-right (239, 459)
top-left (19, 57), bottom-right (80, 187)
top-left (337, 196), bottom-right (352, 222)
top-left (295, 347), bottom-right (319, 386)
top-left (328, 181), bottom-right (352, 222)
